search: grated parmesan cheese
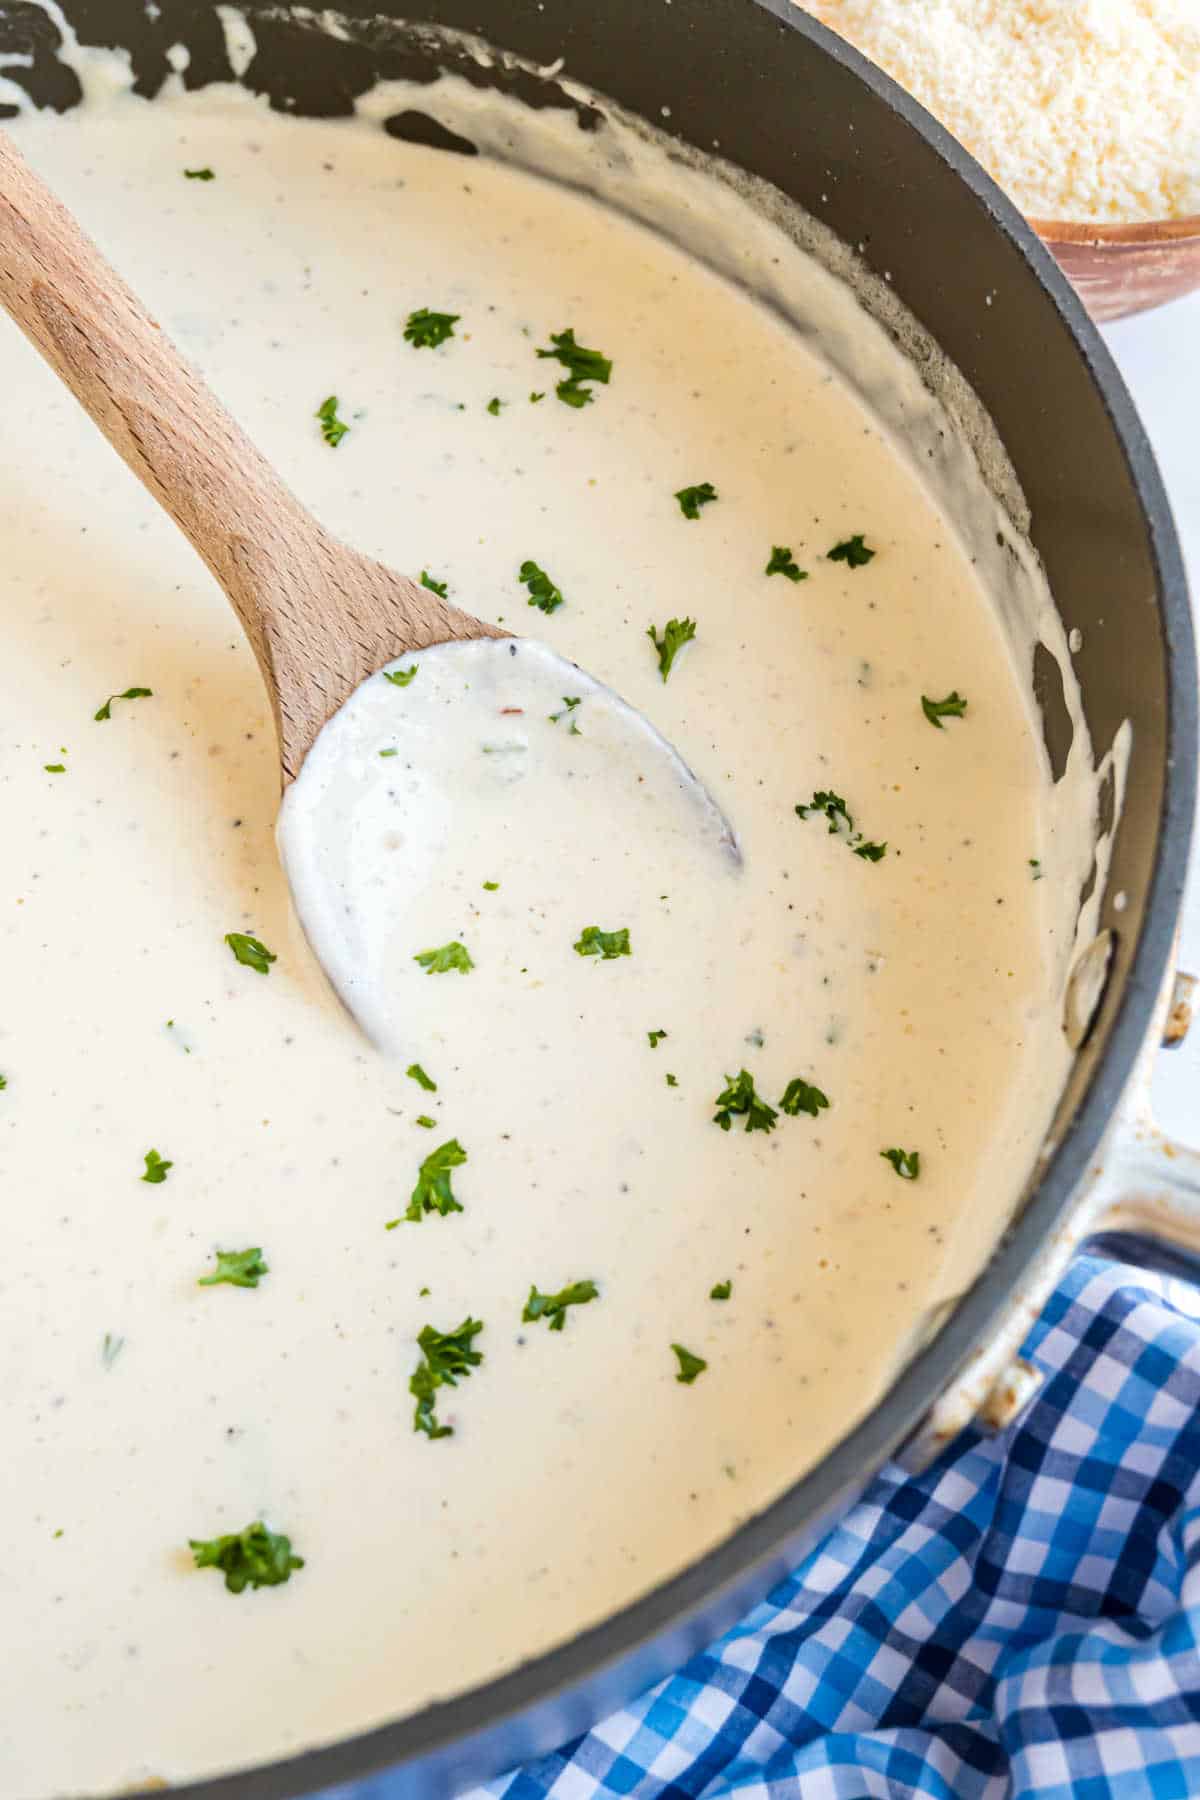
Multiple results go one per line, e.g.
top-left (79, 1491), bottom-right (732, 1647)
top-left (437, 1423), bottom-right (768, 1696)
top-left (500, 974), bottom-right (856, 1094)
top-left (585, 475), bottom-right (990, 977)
top-left (796, 0), bottom-right (1200, 223)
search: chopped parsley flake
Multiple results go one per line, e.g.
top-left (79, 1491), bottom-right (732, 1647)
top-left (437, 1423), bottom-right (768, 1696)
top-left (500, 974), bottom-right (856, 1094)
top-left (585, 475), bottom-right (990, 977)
top-left (0, 1073), bottom-right (6, 1090)
top-left (141, 1148), bottom-right (172, 1185)
top-left (710, 1280), bottom-right (732, 1301)
top-left (413, 940), bottom-right (474, 975)
top-left (43, 763), bottom-right (65, 774)
top-left (315, 395), bottom-right (350, 448)
top-left (482, 880), bottom-right (500, 891)
top-left (520, 560), bottom-right (564, 615)
top-left (549, 696), bottom-right (582, 724)
top-left (420, 571), bottom-right (449, 597)
top-left (383, 665), bottom-right (418, 687)
top-left (404, 308), bottom-right (459, 349)
top-left (1030, 859), bottom-right (1044, 880)
top-left (529, 390), bottom-right (546, 403)
top-left (101, 1331), bottom-right (125, 1367)
top-left (535, 327), bottom-right (612, 407)
top-left (183, 167), bottom-right (215, 180)
top-left (416, 1115), bottom-right (436, 1129)
top-left (648, 1029), bottom-right (668, 1048)
top-left (379, 748), bottom-right (398, 757)
top-left (665, 1072), bottom-right (679, 1087)
top-left (94, 686), bottom-right (152, 722)
top-left (647, 616), bottom-right (697, 682)
top-left (406, 1063), bottom-right (437, 1092)
top-left (779, 1077), bottom-right (830, 1118)
top-left (798, 789), bottom-right (853, 835)
top-left (574, 925), bottom-right (631, 960)
top-left (795, 790), bottom-right (887, 862)
top-left (486, 396), bottom-right (504, 416)
top-left (675, 482), bottom-right (718, 519)
top-left (922, 691), bottom-right (969, 729)
top-left (828, 534), bottom-right (875, 568)
top-left (410, 1316), bottom-right (484, 1438)
top-left (522, 1279), bottom-right (599, 1331)
top-left (882, 1147), bottom-right (921, 1180)
top-left (198, 1247), bottom-right (268, 1288)
top-left (391, 1138), bottom-right (468, 1225)
top-left (713, 1069), bottom-right (778, 1134)
top-left (225, 932), bottom-right (276, 975)
top-left (765, 545), bottom-right (806, 582)
top-left (189, 1521), bottom-right (302, 1592)
top-left (672, 1344), bottom-right (707, 1384)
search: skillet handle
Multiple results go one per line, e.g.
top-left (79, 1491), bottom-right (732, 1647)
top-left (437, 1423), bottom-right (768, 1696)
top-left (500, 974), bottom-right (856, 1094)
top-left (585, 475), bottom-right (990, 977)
top-left (898, 968), bottom-right (1200, 1472)
top-left (1085, 1114), bottom-right (1200, 1283)
top-left (1085, 970), bottom-right (1200, 1280)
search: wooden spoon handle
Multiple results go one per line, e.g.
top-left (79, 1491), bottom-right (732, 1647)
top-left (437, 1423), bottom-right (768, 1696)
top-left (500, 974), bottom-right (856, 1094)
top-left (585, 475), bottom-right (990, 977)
top-left (0, 127), bottom-right (310, 681)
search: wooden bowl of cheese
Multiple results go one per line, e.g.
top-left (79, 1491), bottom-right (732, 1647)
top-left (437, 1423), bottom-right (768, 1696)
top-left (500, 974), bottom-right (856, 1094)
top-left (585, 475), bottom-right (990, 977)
top-left (1027, 215), bottom-right (1200, 324)
top-left (794, 0), bottom-right (1200, 323)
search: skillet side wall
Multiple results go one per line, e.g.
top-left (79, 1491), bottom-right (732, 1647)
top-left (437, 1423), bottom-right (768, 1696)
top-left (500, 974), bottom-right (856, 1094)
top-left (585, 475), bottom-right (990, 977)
top-left (0, 1), bottom-right (1193, 1795)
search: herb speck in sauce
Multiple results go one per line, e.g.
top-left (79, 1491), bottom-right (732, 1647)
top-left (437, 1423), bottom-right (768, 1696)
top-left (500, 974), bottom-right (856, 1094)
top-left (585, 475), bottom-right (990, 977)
top-left (520, 560), bottom-right (564, 615)
top-left (522, 1279), bottom-right (599, 1331)
top-left (388, 1138), bottom-right (467, 1225)
top-left (535, 327), bottom-right (612, 407)
top-left (674, 482), bottom-right (717, 519)
top-left (315, 395), bottom-right (350, 447)
top-left (712, 1069), bottom-right (777, 1134)
top-left (779, 1077), bottom-right (830, 1118)
top-left (198, 1248), bottom-right (269, 1288)
top-left (413, 941), bottom-right (473, 974)
top-left (828, 534), bottom-right (875, 567)
top-left (403, 308), bottom-right (459, 349)
top-left (225, 932), bottom-right (276, 975)
top-left (647, 617), bottom-right (696, 682)
top-left (881, 1148), bottom-right (921, 1180)
top-left (140, 1149), bottom-right (172, 1185)
top-left (765, 545), bottom-right (806, 582)
top-left (795, 790), bottom-right (886, 862)
top-left (672, 1344), bottom-right (707, 1384)
top-left (574, 926), bottom-right (631, 960)
top-left (94, 686), bottom-right (152, 721)
top-left (189, 1522), bottom-right (302, 1592)
top-left (922, 691), bottom-right (969, 729)
top-left (410, 1317), bottom-right (484, 1439)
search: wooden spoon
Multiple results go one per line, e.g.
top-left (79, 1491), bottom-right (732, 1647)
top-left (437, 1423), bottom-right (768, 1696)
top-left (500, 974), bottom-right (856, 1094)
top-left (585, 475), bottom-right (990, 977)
top-left (0, 126), bottom-right (506, 785)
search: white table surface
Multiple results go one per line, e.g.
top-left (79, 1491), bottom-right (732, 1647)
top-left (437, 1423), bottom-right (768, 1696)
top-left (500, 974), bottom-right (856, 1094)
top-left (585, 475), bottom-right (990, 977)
top-left (1103, 291), bottom-right (1200, 1145)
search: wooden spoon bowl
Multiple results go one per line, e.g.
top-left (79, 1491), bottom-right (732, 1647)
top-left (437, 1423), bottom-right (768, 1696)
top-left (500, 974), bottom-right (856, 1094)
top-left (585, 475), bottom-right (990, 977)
top-left (1030, 213), bottom-right (1200, 324)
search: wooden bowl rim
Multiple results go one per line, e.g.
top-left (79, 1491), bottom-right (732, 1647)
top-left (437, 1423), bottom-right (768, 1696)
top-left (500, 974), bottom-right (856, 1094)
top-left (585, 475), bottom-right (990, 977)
top-left (1030, 213), bottom-right (1200, 248)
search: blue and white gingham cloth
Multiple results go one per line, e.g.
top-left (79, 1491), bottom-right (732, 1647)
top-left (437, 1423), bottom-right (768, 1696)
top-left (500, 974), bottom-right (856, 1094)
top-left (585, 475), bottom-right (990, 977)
top-left (464, 1255), bottom-right (1200, 1800)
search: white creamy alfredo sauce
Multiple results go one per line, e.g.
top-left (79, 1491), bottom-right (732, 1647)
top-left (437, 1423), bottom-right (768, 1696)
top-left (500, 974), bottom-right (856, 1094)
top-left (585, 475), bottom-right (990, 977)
top-left (0, 32), bottom-right (1101, 1798)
